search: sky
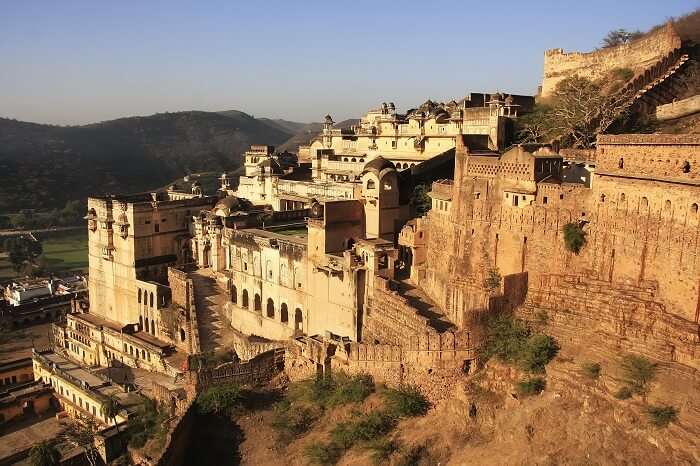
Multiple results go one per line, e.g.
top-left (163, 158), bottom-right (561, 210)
top-left (1, 0), bottom-right (697, 125)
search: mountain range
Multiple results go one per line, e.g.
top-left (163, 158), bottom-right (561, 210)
top-left (0, 110), bottom-right (333, 211)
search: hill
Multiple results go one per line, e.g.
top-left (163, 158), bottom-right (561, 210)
top-left (275, 118), bottom-right (360, 153)
top-left (0, 111), bottom-right (293, 211)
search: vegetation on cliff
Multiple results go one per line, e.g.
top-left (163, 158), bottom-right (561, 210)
top-left (563, 222), bottom-right (587, 254)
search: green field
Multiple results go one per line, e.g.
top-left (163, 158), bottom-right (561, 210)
top-left (41, 230), bottom-right (89, 272)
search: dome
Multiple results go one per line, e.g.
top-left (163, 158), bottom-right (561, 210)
top-left (213, 196), bottom-right (242, 217)
top-left (259, 158), bottom-right (284, 175)
top-left (324, 114), bottom-right (334, 124)
top-left (363, 156), bottom-right (396, 175)
top-left (310, 200), bottom-right (324, 219)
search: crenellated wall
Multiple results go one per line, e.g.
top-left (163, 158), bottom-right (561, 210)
top-left (541, 23), bottom-right (681, 97)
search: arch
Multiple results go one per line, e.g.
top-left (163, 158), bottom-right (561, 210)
top-left (281, 303), bottom-right (289, 323)
top-left (242, 290), bottom-right (249, 308)
top-left (254, 293), bottom-right (262, 312)
top-left (600, 194), bottom-right (605, 203)
top-left (294, 308), bottom-right (303, 331)
top-left (618, 157), bottom-right (624, 169)
top-left (620, 193), bottom-right (625, 203)
top-left (145, 318), bottom-right (150, 333)
top-left (691, 203), bottom-right (698, 214)
top-left (180, 328), bottom-right (186, 342)
top-left (151, 319), bottom-right (155, 335)
top-left (359, 158), bottom-right (365, 163)
top-left (231, 285), bottom-right (237, 304)
top-left (138, 289), bottom-right (142, 303)
top-left (641, 197), bottom-right (648, 208)
top-left (280, 264), bottom-right (288, 286)
top-left (683, 160), bottom-right (691, 173)
top-left (266, 298), bottom-right (275, 318)
top-left (149, 292), bottom-right (154, 308)
top-left (139, 316), bottom-right (144, 330)
top-left (665, 199), bottom-right (672, 210)
top-left (366, 179), bottom-right (376, 190)
top-left (351, 157), bottom-right (357, 162)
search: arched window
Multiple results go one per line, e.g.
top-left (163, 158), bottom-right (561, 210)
top-left (351, 157), bottom-right (357, 162)
top-left (281, 303), bottom-right (289, 323)
top-left (366, 179), bottom-right (376, 190)
top-left (691, 203), bottom-right (698, 214)
top-left (254, 294), bottom-right (262, 312)
top-left (149, 292), bottom-right (154, 308)
top-left (641, 197), bottom-right (648, 208)
top-left (139, 316), bottom-right (144, 330)
top-left (266, 298), bottom-right (275, 318)
top-left (665, 200), bottom-right (672, 210)
top-left (600, 194), bottom-right (606, 203)
top-left (231, 285), bottom-right (237, 304)
top-left (620, 193), bottom-right (626, 203)
top-left (280, 264), bottom-right (287, 286)
top-left (618, 158), bottom-right (624, 169)
top-left (266, 260), bottom-right (273, 280)
top-left (242, 290), bottom-right (249, 308)
top-left (138, 289), bottom-right (142, 303)
top-left (144, 318), bottom-right (149, 333)
top-left (294, 308), bottom-right (303, 331)
top-left (180, 328), bottom-right (186, 342)
top-left (151, 319), bottom-right (155, 335)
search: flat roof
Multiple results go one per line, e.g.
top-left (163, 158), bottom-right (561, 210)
top-left (234, 228), bottom-right (308, 245)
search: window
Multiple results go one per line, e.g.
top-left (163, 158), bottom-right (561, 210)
top-left (138, 289), bottom-right (142, 303)
top-left (543, 196), bottom-right (548, 204)
top-left (281, 303), bottom-right (289, 323)
top-left (242, 290), bottom-right (249, 308)
top-left (391, 140), bottom-right (397, 149)
top-left (155, 224), bottom-right (160, 233)
top-left (560, 194), bottom-right (564, 200)
top-left (367, 179), bottom-right (376, 190)
top-left (266, 298), bottom-right (275, 318)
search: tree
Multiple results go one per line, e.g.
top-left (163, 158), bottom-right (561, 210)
top-left (602, 29), bottom-right (643, 48)
top-left (5, 236), bottom-right (43, 272)
top-left (101, 394), bottom-right (121, 425)
top-left (62, 417), bottom-right (101, 466)
top-left (29, 441), bottom-right (60, 466)
top-left (409, 184), bottom-right (432, 216)
top-left (563, 222), bottom-right (586, 254)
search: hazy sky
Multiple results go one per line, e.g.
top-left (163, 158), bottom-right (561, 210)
top-left (1, 0), bottom-right (697, 125)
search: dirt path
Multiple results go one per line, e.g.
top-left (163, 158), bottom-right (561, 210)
top-left (190, 269), bottom-right (239, 353)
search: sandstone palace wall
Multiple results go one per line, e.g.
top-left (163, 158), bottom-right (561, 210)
top-left (415, 135), bottom-right (700, 370)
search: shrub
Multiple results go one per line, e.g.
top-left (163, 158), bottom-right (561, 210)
top-left (519, 334), bottom-right (560, 373)
top-left (330, 411), bottom-right (395, 449)
top-left (383, 385), bottom-right (429, 418)
top-left (270, 400), bottom-right (321, 444)
top-left (581, 362), bottom-right (602, 380)
top-left (645, 405), bottom-right (678, 427)
top-left (516, 377), bottom-right (546, 396)
top-left (620, 355), bottom-right (657, 395)
top-left (480, 313), bottom-right (559, 373)
top-left (196, 383), bottom-right (244, 416)
top-left (614, 386), bottom-right (633, 400)
top-left (304, 442), bottom-right (343, 465)
top-left (366, 438), bottom-right (399, 465)
top-left (289, 373), bottom-right (374, 409)
top-left (484, 268), bottom-right (502, 291)
top-left (563, 222), bottom-right (586, 254)
top-left (127, 399), bottom-right (168, 448)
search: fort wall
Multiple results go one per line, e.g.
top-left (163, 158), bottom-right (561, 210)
top-left (541, 23), bottom-right (681, 97)
top-left (656, 94), bottom-right (700, 121)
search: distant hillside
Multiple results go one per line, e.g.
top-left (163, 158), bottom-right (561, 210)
top-left (275, 118), bottom-right (360, 153)
top-left (0, 111), bottom-right (293, 211)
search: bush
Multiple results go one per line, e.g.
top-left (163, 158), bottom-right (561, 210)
top-left (196, 383), bottom-right (244, 416)
top-left (270, 400), bottom-right (321, 444)
top-left (367, 438), bottom-right (399, 465)
top-left (516, 377), bottom-right (546, 396)
top-left (519, 334), bottom-right (560, 373)
top-left (614, 386), bottom-right (633, 400)
top-left (304, 442), bottom-right (343, 465)
top-left (480, 313), bottom-right (559, 373)
top-left (563, 222), bottom-right (586, 254)
top-left (645, 405), bottom-right (678, 427)
top-left (127, 399), bottom-right (168, 448)
top-left (383, 385), bottom-right (429, 418)
top-left (484, 268), bottom-right (502, 291)
top-left (330, 411), bottom-right (395, 449)
top-left (620, 355), bottom-right (657, 395)
top-left (289, 373), bottom-right (374, 409)
top-left (581, 362), bottom-right (602, 380)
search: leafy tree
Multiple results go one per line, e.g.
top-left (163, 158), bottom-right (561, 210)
top-left (29, 441), bottom-right (60, 466)
top-left (620, 354), bottom-right (657, 396)
top-left (602, 29), bottom-right (644, 48)
top-left (484, 268), bottom-right (502, 292)
top-left (196, 383), bottom-right (244, 416)
top-left (409, 183), bottom-right (432, 216)
top-left (519, 334), bottom-right (560, 373)
top-left (563, 222), bottom-right (586, 254)
top-left (516, 377), bottom-right (546, 396)
top-left (5, 236), bottom-right (43, 272)
top-left (101, 394), bottom-right (121, 425)
top-left (581, 362), bottom-right (602, 380)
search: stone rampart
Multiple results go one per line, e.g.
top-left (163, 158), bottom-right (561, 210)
top-left (656, 94), bottom-right (700, 121)
top-left (541, 23), bottom-right (681, 97)
top-left (191, 348), bottom-right (285, 390)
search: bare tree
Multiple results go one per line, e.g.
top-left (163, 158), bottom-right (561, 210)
top-left (602, 29), bottom-right (644, 48)
top-left (61, 417), bottom-right (102, 466)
